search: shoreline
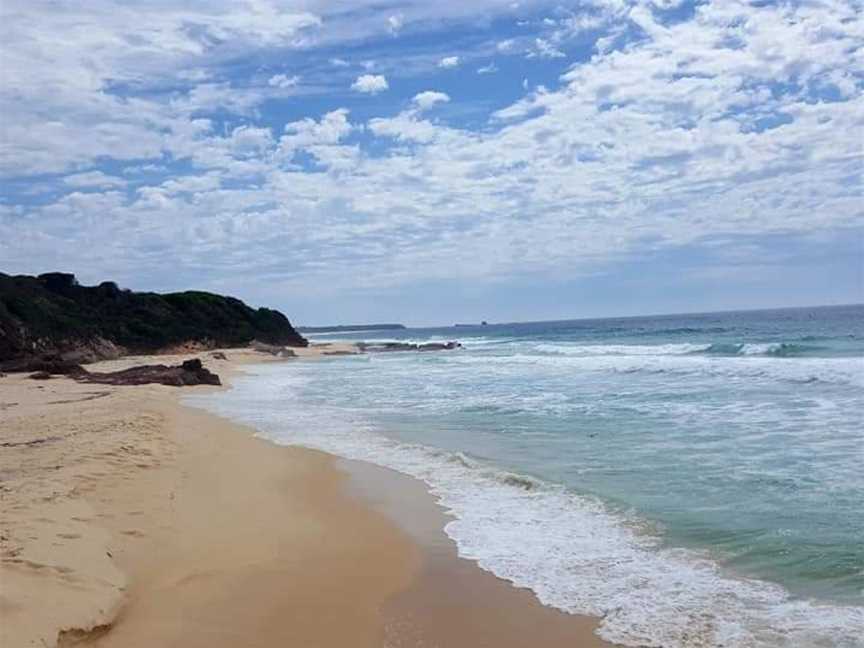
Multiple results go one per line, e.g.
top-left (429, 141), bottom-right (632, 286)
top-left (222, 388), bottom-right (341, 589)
top-left (342, 459), bottom-right (612, 647)
top-left (1, 348), bottom-right (613, 647)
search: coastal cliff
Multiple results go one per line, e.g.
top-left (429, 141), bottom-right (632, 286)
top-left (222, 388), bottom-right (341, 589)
top-left (0, 272), bottom-right (307, 362)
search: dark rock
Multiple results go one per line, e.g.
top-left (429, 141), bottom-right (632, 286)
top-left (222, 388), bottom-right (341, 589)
top-left (357, 341), bottom-right (462, 353)
top-left (210, 351), bottom-right (228, 360)
top-left (81, 358), bottom-right (221, 387)
top-left (5, 354), bottom-right (219, 387)
top-left (418, 342), bottom-right (462, 351)
top-left (357, 342), bottom-right (419, 352)
top-left (181, 358), bottom-right (204, 372)
top-left (0, 356), bottom-right (86, 376)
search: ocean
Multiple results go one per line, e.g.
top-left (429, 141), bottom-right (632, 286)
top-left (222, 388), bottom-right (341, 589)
top-left (188, 305), bottom-right (864, 647)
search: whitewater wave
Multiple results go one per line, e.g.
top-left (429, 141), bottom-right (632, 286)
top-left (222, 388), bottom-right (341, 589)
top-left (704, 342), bottom-right (825, 357)
top-left (532, 341), bottom-right (826, 358)
top-left (534, 342), bottom-right (711, 356)
top-left (185, 370), bottom-right (864, 648)
top-left (449, 351), bottom-right (864, 388)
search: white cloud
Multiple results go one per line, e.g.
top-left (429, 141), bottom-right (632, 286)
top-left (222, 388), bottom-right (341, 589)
top-left (279, 108), bottom-right (354, 164)
top-left (267, 73), bottom-right (300, 88)
top-left (330, 57), bottom-right (350, 67)
top-left (412, 91), bottom-right (450, 111)
top-left (228, 125), bottom-right (275, 157)
top-left (477, 63), bottom-right (498, 74)
top-left (0, 1), bottom-right (321, 176)
top-left (1, 0), bottom-right (862, 308)
top-left (651, 0), bottom-right (687, 9)
top-left (438, 56), bottom-right (461, 68)
top-left (170, 82), bottom-right (266, 117)
top-left (63, 171), bottom-right (128, 189)
top-left (388, 14), bottom-right (403, 34)
top-left (157, 173), bottom-right (223, 196)
top-left (532, 37), bottom-right (565, 58)
top-left (368, 114), bottom-right (443, 143)
top-left (351, 74), bottom-right (389, 94)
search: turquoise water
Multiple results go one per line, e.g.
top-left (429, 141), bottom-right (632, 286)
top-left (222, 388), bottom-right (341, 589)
top-left (190, 305), bottom-right (864, 647)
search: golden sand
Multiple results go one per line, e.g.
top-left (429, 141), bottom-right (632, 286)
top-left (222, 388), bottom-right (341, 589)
top-left (0, 348), bottom-right (612, 647)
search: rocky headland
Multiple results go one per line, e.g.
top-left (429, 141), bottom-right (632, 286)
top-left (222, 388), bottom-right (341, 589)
top-left (0, 272), bottom-right (307, 367)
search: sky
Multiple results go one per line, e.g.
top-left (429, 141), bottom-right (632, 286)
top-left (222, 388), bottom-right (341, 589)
top-left (0, 0), bottom-right (862, 326)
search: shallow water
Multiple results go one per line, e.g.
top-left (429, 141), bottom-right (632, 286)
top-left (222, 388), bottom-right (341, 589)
top-left (189, 305), bottom-right (864, 647)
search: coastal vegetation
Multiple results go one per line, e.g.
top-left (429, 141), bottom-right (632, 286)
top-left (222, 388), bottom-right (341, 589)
top-left (0, 272), bottom-right (307, 362)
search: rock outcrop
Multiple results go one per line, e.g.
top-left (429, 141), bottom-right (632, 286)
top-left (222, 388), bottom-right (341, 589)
top-left (251, 341), bottom-right (297, 357)
top-left (2, 356), bottom-right (87, 376)
top-left (18, 357), bottom-right (221, 387)
top-left (81, 359), bottom-right (221, 387)
top-left (356, 341), bottom-right (462, 353)
top-left (0, 272), bottom-right (307, 363)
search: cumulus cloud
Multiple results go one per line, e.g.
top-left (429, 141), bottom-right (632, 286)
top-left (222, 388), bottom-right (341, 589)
top-left (278, 108), bottom-right (354, 165)
top-left (438, 55), bottom-right (461, 68)
top-left (0, 1), bottom-right (321, 176)
top-left (477, 63), bottom-right (498, 74)
top-left (1, 0), bottom-right (861, 307)
top-left (228, 125), bottom-right (275, 156)
top-left (368, 114), bottom-right (443, 143)
top-left (351, 74), bottom-right (389, 94)
top-left (412, 91), bottom-right (450, 111)
top-left (267, 74), bottom-right (300, 88)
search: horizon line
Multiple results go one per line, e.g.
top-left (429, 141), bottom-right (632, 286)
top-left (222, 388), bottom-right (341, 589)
top-left (299, 301), bottom-right (863, 331)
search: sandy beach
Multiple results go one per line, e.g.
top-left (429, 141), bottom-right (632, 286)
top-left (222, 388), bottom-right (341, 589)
top-left (1, 348), bottom-right (612, 647)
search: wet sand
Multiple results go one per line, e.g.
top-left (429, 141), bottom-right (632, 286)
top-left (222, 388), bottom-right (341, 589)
top-left (345, 459), bottom-right (612, 648)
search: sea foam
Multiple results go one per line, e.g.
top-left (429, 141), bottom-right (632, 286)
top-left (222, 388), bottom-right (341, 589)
top-left (187, 365), bottom-right (864, 648)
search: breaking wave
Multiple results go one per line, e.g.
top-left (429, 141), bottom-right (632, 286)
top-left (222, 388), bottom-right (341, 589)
top-left (188, 370), bottom-right (864, 648)
top-left (532, 341), bottom-right (826, 358)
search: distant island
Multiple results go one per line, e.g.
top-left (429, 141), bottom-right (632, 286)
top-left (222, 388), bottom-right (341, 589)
top-left (0, 272), bottom-right (307, 363)
top-left (298, 324), bottom-right (406, 333)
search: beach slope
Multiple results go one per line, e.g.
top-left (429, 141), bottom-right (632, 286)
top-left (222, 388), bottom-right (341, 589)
top-left (1, 350), bottom-right (611, 647)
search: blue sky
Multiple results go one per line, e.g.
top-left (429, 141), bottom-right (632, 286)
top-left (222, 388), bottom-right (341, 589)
top-left (0, 0), bottom-right (861, 326)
